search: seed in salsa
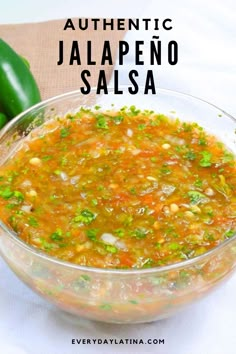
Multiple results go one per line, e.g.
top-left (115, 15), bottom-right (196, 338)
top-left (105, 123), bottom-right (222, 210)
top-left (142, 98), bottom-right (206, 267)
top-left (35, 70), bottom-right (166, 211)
top-left (0, 106), bottom-right (235, 269)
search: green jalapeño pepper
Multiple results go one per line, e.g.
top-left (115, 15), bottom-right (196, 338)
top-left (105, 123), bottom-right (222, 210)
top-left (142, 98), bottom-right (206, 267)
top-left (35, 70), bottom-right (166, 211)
top-left (0, 38), bottom-right (41, 119)
top-left (0, 112), bottom-right (8, 128)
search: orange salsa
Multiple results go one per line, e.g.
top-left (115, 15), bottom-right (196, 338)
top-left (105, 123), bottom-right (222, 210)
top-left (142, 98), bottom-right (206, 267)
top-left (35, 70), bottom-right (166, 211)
top-left (0, 106), bottom-right (235, 269)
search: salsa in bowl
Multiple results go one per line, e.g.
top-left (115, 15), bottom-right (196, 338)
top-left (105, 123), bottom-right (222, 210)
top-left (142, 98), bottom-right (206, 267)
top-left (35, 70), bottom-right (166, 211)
top-left (0, 87), bottom-right (235, 323)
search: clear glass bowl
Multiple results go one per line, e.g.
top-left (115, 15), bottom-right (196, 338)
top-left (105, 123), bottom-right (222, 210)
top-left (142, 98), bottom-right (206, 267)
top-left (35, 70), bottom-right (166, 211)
top-left (0, 87), bottom-right (235, 324)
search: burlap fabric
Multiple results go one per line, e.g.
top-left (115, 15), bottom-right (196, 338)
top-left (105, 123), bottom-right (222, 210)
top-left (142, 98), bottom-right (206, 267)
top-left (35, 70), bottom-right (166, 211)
top-left (0, 19), bottom-right (127, 99)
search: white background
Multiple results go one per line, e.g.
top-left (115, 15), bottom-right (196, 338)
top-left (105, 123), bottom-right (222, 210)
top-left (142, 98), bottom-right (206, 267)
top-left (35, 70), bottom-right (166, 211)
top-left (0, 0), bottom-right (145, 24)
top-left (0, 1), bottom-right (236, 354)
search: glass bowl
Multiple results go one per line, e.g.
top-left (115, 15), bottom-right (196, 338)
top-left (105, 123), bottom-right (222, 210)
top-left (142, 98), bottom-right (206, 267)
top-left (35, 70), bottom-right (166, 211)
top-left (0, 87), bottom-right (235, 324)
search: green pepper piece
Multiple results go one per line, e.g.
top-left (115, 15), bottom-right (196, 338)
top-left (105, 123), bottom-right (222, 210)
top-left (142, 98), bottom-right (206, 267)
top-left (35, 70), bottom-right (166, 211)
top-left (188, 190), bottom-right (208, 205)
top-left (0, 38), bottom-right (41, 119)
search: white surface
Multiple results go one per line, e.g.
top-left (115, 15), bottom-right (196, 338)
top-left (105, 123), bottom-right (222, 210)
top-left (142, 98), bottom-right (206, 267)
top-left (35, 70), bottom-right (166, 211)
top-left (111, 0), bottom-right (236, 117)
top-left (1, 257), bottom-right (236, 354)
top-left (0, 1), bottom-right (236, 354)
top-left (0, 0), bottom-right (145, 24)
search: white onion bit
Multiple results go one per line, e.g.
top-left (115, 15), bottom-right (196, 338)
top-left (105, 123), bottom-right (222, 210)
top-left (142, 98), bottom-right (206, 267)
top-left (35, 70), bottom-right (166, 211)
top-left (60, 172), bottom-right (68, 181)
top-left (21, 180), bottom-right (32, 187)
top-left (165, 135), bottom-right (185, 145)
top-left (21, 205), bottom-right (32, 213)
top-left (115, 240), bottom-right (127, 250)
top-left (70, 175), bottom-right (80, 185)
top-left (127, 128), bottom-right (133, 137)
top-left (131, 148), bottom-right (141, 155)
top-left (91, 150), bottom-right (101, 158)
top-left (101, 233), bottom-right (117, 245)
top-left (161, 184), bottom-right (176, 195)
top-left (101, 233), bottom-right (127, 250)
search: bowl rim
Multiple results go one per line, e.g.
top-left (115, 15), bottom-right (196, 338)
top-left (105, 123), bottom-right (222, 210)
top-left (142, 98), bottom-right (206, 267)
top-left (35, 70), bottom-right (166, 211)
top-left (0, 86), bottom-right (235, 275)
